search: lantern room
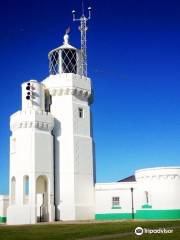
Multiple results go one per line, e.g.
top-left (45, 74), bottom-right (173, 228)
top-left (48, 33), bottom-right (82, 76)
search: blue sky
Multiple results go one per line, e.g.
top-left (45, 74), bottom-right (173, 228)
top-left (0, 0), bottom-right (180, 194)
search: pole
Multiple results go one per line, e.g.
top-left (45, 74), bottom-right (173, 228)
top-left (130, 187), bottom-right (134, 219)
top-left (72, 4), bottom-right (92, 77)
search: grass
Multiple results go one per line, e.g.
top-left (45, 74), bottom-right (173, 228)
top-left (0, 220), bottom-right (179, 240)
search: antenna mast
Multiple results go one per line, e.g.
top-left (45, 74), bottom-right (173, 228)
top-left (72, 2), bottom-right (92, 77)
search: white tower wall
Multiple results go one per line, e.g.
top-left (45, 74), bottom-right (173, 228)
top-left (0, 196), bottom-right (9, 223)
top-left (7, 81), bottom-right (55, 225)
top-left (22, 80), bottom-right (45, 111)
top-left (43, 73), bottom-right (95, 220)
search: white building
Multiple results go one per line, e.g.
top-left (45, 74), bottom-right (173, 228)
top-left (95, 167), bottom-right (180, 220)
top-left (0, 31), bottom-right (180, 224)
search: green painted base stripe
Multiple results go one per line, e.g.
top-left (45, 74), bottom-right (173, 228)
top-left (95, 213), bottom-right (133, 220)
top-left (95, 209), bottom-right (180, 220)
top-left (0, 216), bottom-right (7, 223)
top-left (136, 209), bottom-right (180, 219)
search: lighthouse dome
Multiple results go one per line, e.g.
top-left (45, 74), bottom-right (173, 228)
top-left (48, 33), bottom-right (81, 75)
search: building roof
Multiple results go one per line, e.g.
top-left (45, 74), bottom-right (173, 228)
top-left (117, 175), bottom-right (136, 182)
top-left (48, 33), bottom-right (76, 57)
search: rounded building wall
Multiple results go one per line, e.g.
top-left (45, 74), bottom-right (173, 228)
top-left (135, 167), bottom-right (180, 219)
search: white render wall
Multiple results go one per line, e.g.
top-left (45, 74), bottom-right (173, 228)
top-left (135, 167), bottom-right (180, 210)
top-left (7, 81), bottom-right (55, 225)
top-left (43, 73), bottom-right (95, 221)
top-left (95, 182), bottom-right (137, 216)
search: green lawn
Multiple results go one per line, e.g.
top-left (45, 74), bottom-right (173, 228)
top-left (0, 220), bottom-right (179, 240)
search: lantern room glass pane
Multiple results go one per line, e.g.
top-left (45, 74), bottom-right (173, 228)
top-left (49, 49), bottom-right (77, 75)
top-left (61, 49), bottom-right (77, 74)
top-left (49, 51), bottom-right (59, 75)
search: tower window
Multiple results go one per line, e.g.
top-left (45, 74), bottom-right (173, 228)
top-left (23, 175), bottom-right (29, 204)
top-left (78, 108), bottom-right (84, 118)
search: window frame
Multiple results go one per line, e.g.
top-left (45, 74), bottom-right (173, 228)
top-left (112, 196), bottom-right (120, 206)
top-left (78, 107), bottom-right (84, 118)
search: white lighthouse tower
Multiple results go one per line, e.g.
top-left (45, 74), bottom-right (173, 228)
top-left (43, 29), bottom-right (95, 220)
top-left (42, 6), bottom-right (95, 221)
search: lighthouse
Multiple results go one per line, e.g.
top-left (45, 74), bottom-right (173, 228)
top-left (43, 31), bottom-right (95, 221)
top-left (7, 6), bottom-right (95, 224)
top-left (44, 5), bottom-right (95, 221)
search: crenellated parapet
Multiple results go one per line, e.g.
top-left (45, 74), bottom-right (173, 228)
top-left (43, 73), bottom-right (92, 100)
top-left (10, 110), bottom-right (54, 132)
top-left (48, 87), bottom-right (91, 98)
top-left (135, 167), bottom-right (180, 182)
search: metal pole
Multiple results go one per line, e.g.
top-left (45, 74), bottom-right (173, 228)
top-left (130, 187), bottom-right (134, 219)
top-left (72, 4), bottom-right (92, 77)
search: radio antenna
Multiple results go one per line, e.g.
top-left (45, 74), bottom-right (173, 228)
top-left (72, 1), bottom-right (92, 77)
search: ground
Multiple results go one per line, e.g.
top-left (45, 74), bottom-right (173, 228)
top-left (0, 220), bottom-right (180, 240)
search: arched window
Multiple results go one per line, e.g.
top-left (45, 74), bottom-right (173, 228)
top-left (11, 177), bottom-right (16, 204)
top-left (23, 175), bottom-right (29, 204)
top-left (36, 175), bottom-right (49, 222)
